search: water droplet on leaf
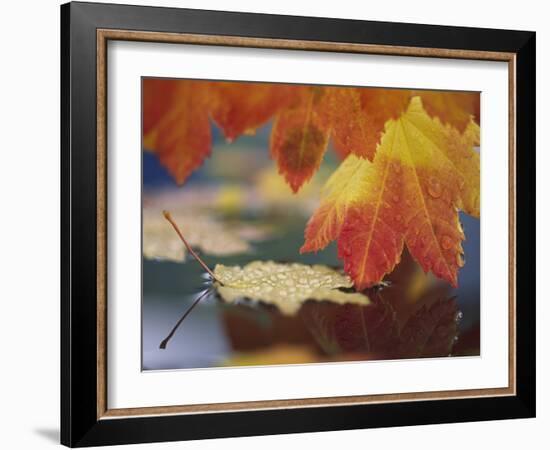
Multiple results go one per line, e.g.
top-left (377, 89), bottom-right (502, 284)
top-left (441, 235), bottom-right (453, 250)
top-left (428, 177), bottom-right (442, 198)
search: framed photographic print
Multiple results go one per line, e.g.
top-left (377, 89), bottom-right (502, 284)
top-left (61, 1), bottom-right (536, 447)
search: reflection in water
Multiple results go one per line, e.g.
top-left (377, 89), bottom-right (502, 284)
top-left (142, 242), bottom-right (479, 370)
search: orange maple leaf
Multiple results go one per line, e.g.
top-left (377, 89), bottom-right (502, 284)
top-left (303, 96), bottom-right (479, 288)
top-left (143, 79), bottom-right (213, 184)
top-left (142, 78), bottom-right (181, 137)
top-left (327, 87), bottom-right (411, 161)
top-left (210, 82), bottom-right (294, 141)
top-left (415, 90), bottom-right (480, 132)
top-left (270, 86), bottom-right (332, 193)
top-left (143, 79), bottom-right (479, 195)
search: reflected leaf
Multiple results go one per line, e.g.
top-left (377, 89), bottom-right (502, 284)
top-left (300, 296), bottom-right (400, 357)
top-left (379, 249), bottom-right (453, 329)
top-left (398, 298), bottom-right (460, 358)
top-left (300, 294), bottom-right (459, 360)
top-left (214, 261), bottom-right (371, 316)
top-left (221, 302), bottom-right (314, 352)
top-left (452, 324), bottom-right (480, 357)
top-left (298, 252), bottom-right (459, 359)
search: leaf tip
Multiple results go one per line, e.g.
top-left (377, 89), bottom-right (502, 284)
top-left (299, 242), bottom-right (315, 254)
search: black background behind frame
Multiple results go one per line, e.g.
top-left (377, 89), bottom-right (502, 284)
top-left (61, 1), bottom-right (535, 447)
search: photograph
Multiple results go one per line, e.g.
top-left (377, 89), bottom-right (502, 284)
top-left (141, 79), bottom-right (481, 371)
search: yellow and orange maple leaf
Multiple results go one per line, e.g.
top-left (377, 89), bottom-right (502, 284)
top-left (302, 97), bottom-right (479, 288)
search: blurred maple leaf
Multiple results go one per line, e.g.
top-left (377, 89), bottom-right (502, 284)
top-left (143, 80), bottom-right (479, 187)
top-left (210, 82), bottom-right (294, 140)
top-left (142, 209), bottom-right (256, 262)
top-left (143, 79), bottom-right (212, 184)
top-left (414, 90), bottom-right (480, 132)
top-left (270, 86), bottom-right (332, 192)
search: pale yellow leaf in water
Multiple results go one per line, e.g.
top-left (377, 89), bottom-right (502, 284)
top-left (214, 261), bottom-right (370, 316)
top-left (143, 210), bottom-right (252, 262)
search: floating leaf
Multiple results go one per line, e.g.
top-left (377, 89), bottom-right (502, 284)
top-left (155, 210), bottom-right (466, 360)
top-left (143, 210), bottom-right (254, 262)
top-left (214, 261), bottom-right (370, 316)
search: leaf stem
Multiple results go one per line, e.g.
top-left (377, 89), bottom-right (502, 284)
top-left (162, 210), bottom-right (220, 282)
top-left (159, 288), bottom-right (212, 349)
